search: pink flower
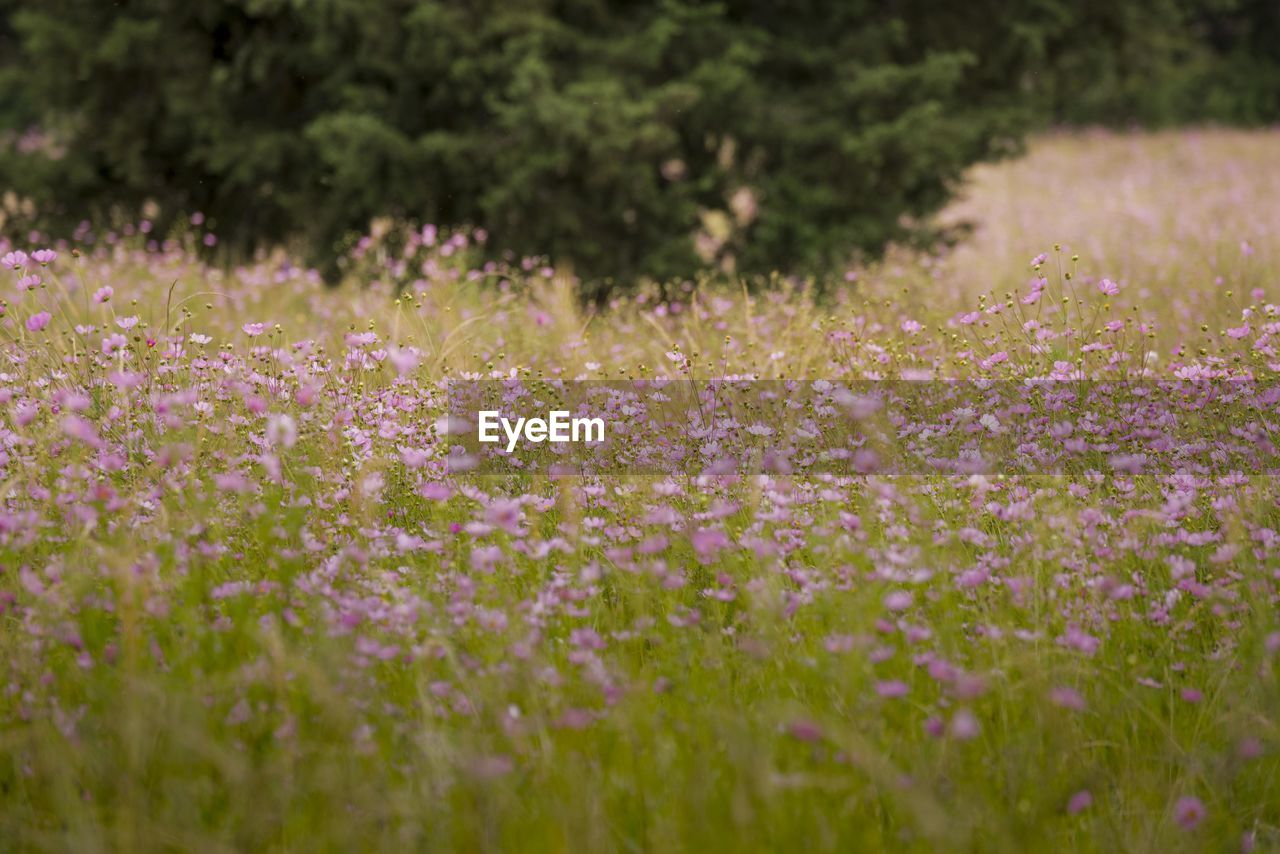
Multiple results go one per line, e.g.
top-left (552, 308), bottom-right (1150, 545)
top-left (484, 499), bottom-right (525, 536)
top-left (875, 680), bottom-right (910, 698)
top-left (61, 415), bottom-right (101, 447)
top-left (265, 413), bottom-right (298, 449)
top-left (399, 447), bottom-right (429, 469)
top-left (1049, 686), bottom-right (1087, 711)
top-left (93, 286), bottom-right (113, 303)
top-left (388, 347), bottom-right (420, 376)
top-left (1097, 278), bottom-right (1120, 296)
top-left (690, 527), bottom-right (730, 560)
top-left (31, 249), bottom-right (56, 265)
top-left (979, 351), bottom-right (1008, 370)
top-left (786, 718), bottom-right (824, 743)
top-left (1, 250), bottom-right (29, 269)
top-left (1173, 796), bottom-right (1205, 830)
top-left (102, 333), bottom-right (128, 354)
top-left (242, 322), bottom-right (266, 337)
top-left (883, 590), bottom-right (913, 611)
top-left (25, 311), bottom-right (51, 332)
top-left (949, 708), bottom-right (980, 740)
top-left (1067, 790), bottom-right (1093, 815)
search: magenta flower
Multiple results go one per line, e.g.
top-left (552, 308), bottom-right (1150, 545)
top-left (1067, 790), bottom-right (1093, 815)
top-left (1097, 278), bottom-right (1120, 296)
top-left (93, 286), bottom-right (113, 303)
top-left (31, 249), bottom-right (56, 265)
top-left (25, 311), bottom-right (51, 332)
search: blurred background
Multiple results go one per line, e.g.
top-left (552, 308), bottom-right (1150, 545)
top-left (1, 0), bottom-right (1277, 294)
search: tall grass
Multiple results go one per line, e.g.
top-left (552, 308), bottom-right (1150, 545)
top-left (1, 129), bottom-right (1279, 851)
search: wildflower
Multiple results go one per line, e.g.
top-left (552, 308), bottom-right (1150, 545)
top-left (1067, 790), bottom-right (1093, 815)
top-left (243, 322), bottom-right (266, 337)
top-left (979, 351), bottom-right (1008, 370)
top-left (31, 249), bottom-right (56, 265)
top-left (1264, 632), bottom-right (1280, 655)
top-left (1097, 278), bottom-right (1120, 296)
top-left (786, 718), bottom-right (824, 743)
top-left (101, 333), bottom-right (128, 354)
top-left (420, 482), bottom-right (452, 501)
top-left (484, 499), bottom-right (525, 536)
top-left (61, 415), bottom-right (101, 447)
top-left (265, 414), bottom-right (298, 449)
top-left (93, 286), bottom-right (113, 303)
top-left (399, 447), bottom-right (429, 469)
top-left (1049, 686), bottom-right (1087, 711)
top-left (690, 527), bottom-right (730, 560)
top-left (25, 311), bottom-right (51, 332)
top-left (949, 709), bottom-right (980, 741)
top-left (883, 590), bottom-right (913, 612)
top-left (388, 347), bottom-right (420, 376)
top-left (1237, 737), bottom-right (1263, 760)
top-left (1173, 796), bottom-right (1206, 830)
top-left (1, 250), bottom-right (28, 269)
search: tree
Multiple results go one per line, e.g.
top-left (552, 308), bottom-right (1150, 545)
top-left (3, 1), bottom-right (1271, 290)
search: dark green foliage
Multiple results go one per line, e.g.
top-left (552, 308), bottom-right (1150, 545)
top-left (1027, 0), bottom-right (1280, 127)
top-left (0, 1), bottom-right (1277, 288)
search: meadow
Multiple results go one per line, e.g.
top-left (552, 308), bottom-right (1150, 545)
top-left (2, 128), bottom-right (1280, 851)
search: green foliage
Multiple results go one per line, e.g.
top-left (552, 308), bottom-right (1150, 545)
top-left (0, 0), bottom-right (1048, 286)
top-left (1026, 0), bottom-right (1280, 127)
top-left (1, 1), bottom-right (1277, 288)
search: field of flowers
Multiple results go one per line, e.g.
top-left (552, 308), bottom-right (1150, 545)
top-left (3, 128), bottom-right (1280, 851)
